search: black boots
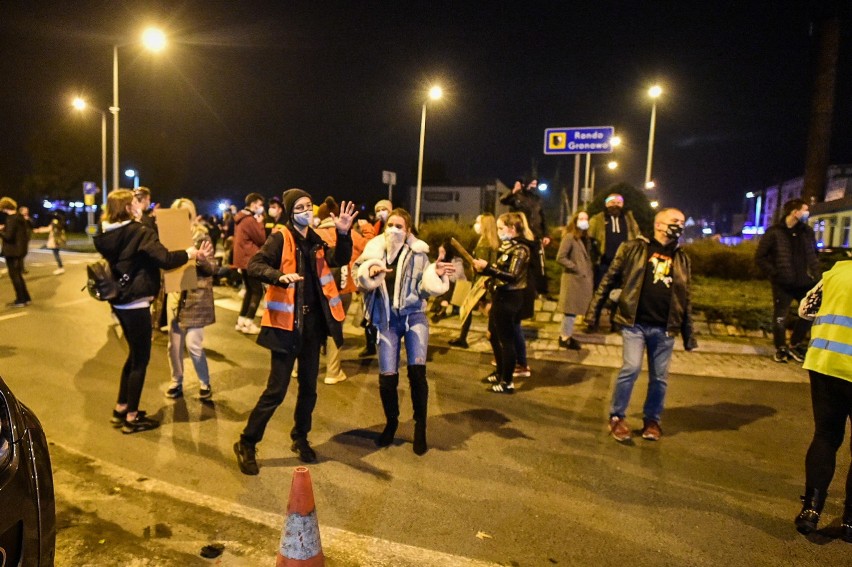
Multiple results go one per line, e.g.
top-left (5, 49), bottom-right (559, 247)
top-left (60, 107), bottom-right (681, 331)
top-left (376, 373), bottom-right (399, 447)
top-left (841, 504), bottom-right (852, 543)
top-left (795, 488), bottom-right (825, 535)
top-left (409, 365), bottom-right (429, 456)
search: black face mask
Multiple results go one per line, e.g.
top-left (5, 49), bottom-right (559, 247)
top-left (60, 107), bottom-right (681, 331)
top-left (665, 224), bottom-right (684, 240)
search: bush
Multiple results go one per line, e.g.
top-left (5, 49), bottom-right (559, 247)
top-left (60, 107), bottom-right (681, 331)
top-left (682, 239), bottom-right (763, 280)
top-left (417, 217), bottom-right (478, 259)
top-left (690, 275), bottom-right (772, 330)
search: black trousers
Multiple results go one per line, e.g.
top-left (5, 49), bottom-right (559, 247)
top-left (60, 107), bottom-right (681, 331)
top-left (113, 307), bottom-right (153, 413)
top-left (804, 370), bottom-right (852, 504)
top-left (6, 256), bottom-right (30, 303)
top-left (488, 290), bottom-right (524, 383)
top-left (239, 270), bottom-right (264, 318)
top-left (771, 283), bottom-right (812, 348)
top-left (241, 312), bottom-right (323, 446)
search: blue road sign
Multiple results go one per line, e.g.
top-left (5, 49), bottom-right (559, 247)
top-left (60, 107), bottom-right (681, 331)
top-left (83, 181), bottom-right (98, 195)
top-left (544, 126), bottom-right (615, 155)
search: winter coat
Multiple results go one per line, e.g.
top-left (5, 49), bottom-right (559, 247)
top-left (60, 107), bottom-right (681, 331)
top-left (232, 210), bottom-right (266, 269)
top-left (587, 236), bottom-right (696, 349)
top-left (169, 230), bottom-right (216, 330)
top-left (587, 210), bottom-right (641, 260)
top-left (93, 221), bottom-right (189, 306)
top-left (556, 234), bottom-right (594, 315)
top-left (755, 221), bottom-right (820, 289)
top-left (355, 233), bottom-right (449, 329)
top-left (46, 220), bottom-right (66, 250)
top-left (249, 224), bottom-right (352, 353)
top-left (0, 213), bottom-right (29, 258)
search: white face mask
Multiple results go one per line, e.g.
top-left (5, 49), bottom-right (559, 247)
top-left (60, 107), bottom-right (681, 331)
top-left (386, 226), bottom-right (405, 242)
top-left (577, 220), bottom-right (590, 231)
top-left (376, 210), bottom-right (389, 222)
top-left (498, 232), bottom-right (513, 242)
top-left (253, 205), bottom-right (265, 216)
top-left (293, 210), bottom-right (313, 227)
top-left (473, 222), bottom-right (481, 235)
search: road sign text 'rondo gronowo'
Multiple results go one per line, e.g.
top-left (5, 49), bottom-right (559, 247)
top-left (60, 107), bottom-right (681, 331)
top-left (544, 126), bottom-right (615, 154)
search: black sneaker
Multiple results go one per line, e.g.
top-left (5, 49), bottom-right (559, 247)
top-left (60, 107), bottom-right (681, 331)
top-left (490, 382), bottom-right (515, 394)
top-left (448, 337), bottom-right (469, 348)
top-left (291, 438), bottom-right (317, 463)
top-left (788, 344), bottom-right (806, 363)
top-left (110, 409), bottom-right (145, 428)
top-left (233, 441), bottom-right (259, 475)
top-left (481, 372), bottom-right (500, 384)
top-left (165, 385), bottom-right (183, 399)
top-left (773, 347), bottom-right (790, 363)
top-left (357, 346), bottom-right (376, 358)
top-left (558, 337), bottom-right (582, 350)
top-left (121, 414), bottom-right (160, 434)
top-left (199, 385), bottom-right (212, 400)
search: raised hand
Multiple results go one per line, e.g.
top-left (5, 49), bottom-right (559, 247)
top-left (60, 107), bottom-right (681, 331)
top-left (196, 240), bottom-right (214, 261)
top-left (331, 200), bottom-right (359, 233)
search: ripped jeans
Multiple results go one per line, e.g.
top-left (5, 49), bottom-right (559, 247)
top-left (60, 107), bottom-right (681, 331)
top-left (377, 310), bottom-right (429, 374)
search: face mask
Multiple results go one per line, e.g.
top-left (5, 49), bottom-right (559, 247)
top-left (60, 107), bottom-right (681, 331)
top-left (799, 212), bottom-right (810, 223)
top-left (498, 232), bottom-right (513, 242)
top-left (473, 222), bottom-right (481, 235)
top-left (386, 226), bottom-right (405, 239)
top-left (665, 224), bottom-right (684, 240)
top-left (254, 206), bottom-right (265, 216)
top-left (577, 220), bottom-right (590, 231)
top-left (376, 210), bottom-right (389, 222)
top-left (293, 210), bottom-right (313, 227)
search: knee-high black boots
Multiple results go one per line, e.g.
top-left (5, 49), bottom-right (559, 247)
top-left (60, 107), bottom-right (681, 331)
top-left (795, 487), bottom-right (826, 535)
top-left (376, 373), bottom-right (399, 447)
top-left (409, 364), bottom-right (429, 455)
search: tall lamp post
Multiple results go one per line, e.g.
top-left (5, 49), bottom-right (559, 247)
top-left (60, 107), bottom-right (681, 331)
top-left (124, 169), bottom-right (140, 189)
top-left (590, 160), bottom-right (619, 192)
top-left (112, 27), bottom-right (166, 191)
top-left (72, 97), bottom-right (108, 208)
top-left (414, 85), bottom-right (443, 229)
top-left (645, 85), bottom-right (662, 189)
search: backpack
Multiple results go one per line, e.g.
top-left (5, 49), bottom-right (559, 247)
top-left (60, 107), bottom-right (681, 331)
top-left (85, 259), bottom-right (130, 301)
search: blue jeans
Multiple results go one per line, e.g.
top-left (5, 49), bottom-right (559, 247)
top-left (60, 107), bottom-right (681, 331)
top-left (610, 324), bottom-right (675, 423)
top-left (377, 310), bottom-right (429, 374)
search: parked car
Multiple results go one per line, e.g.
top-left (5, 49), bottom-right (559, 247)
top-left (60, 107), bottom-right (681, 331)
top-left (0, 376), bottom-right (55, 566)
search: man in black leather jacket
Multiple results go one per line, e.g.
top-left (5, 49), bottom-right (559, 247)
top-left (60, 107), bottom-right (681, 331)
top-left (587, 207), bottom-right (696, 442)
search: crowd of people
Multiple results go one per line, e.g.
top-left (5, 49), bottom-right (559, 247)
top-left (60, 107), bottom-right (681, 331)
top-left (4, 183), bottom-right (849, 540)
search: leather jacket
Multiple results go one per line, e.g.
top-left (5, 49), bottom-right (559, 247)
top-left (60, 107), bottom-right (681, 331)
top-left (587, 236), bottom-right (697, 349)
top-left (483, 239), bottom-right (530, 293)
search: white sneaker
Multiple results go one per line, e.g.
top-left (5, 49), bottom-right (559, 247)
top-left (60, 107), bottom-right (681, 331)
top-left (242, 322), bottom-right (261, 335)
top-left (53, 267), bottom-right (65, 275)
top-left (324, 373), bottom-right (348, 385)
top-left (235, 317), bottom-right (246, 332)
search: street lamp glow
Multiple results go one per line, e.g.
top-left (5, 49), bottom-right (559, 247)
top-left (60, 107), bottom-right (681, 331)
top-left (428, 86), bottom-right (443, 100)
top-left (645, 180), bottom-right (656, 189)
top-left (72, 97), bottom-right (87, 110)
top-left (124, 169), bottom-right (136, 177)
top-left (610, 135), bottom-right (621, 147)
top-left (538, 183), bottom-right (548, 192)
top-left (607, 161), bottom-right (618, 170)
top-left (746, 191), bottom-right (756, 198)
top-left (650, 200), bottom-right (659, 209)
top-left (142, 27), bottom-right (167, 52)
top-left (648, 85), bottom-right (662, 98)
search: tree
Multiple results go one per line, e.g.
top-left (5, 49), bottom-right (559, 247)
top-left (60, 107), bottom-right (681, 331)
top-left (18, 125), bottom-right (99, 203)
top-left (586, 182), bottom-right (655, 235)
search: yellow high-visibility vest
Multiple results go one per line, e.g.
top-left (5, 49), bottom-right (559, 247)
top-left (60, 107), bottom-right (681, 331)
top-left (803, 261), bottom-right (852, 382)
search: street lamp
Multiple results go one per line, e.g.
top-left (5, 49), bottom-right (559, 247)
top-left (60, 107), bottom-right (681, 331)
top-left (645, 85), bottom-right (662, 189)
top-left (414, 85), bottom-right (443, 229)
top-left (125, 168), bottom-right (140, 189)
top-left (72, 97), bottom-right (108, 208)
top-left (590, 160), bottom-right (618, 191)
top-left (111, 27), bottom-right (166, 194)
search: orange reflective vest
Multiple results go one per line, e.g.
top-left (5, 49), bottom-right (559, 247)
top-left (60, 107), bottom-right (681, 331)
top-left (261, 227), bottom-right (346, 330)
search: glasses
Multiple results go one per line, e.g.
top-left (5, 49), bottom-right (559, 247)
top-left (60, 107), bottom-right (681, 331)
top-left (292, 202), bottom-right (313, 213)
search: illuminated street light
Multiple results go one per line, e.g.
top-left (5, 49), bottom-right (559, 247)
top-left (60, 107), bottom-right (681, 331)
top-left (650, 200), bottom-right (659, 209)
top-left (111, 27), bottom-right (166, 195)
top-left (645, 180), bottom-right (656, 189)
top-left (607, 160), bottom-right (618, 170)
top-left (590, 160), bottom-right (618, 192)
top-left (610, 135), bottom-right (621, 148)
top-left (125, 168), bottom-right (140, 189)
top-left (414, 85), bottom-right (443, 229)
top-left (538, 183), bottom-right (548, 192)
top-left (645, 84), bottom-right (662, 188)
top-left (71, 96), bottom-right (108, 208)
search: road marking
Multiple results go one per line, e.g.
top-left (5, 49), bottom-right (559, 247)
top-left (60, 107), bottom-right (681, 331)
top-left (56, 298), bottom-right (92, 309)
top-left (0, 312), bottom-right (28, 322)
top-left (53, 442), bottom-right (501, 567)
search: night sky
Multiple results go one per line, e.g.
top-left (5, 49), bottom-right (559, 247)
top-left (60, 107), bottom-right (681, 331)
top-left (1, 1), bottom-right (849, 219)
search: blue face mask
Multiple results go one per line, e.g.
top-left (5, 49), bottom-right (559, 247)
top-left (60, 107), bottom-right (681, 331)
top-left (293, 210), bottom-right (313, 227)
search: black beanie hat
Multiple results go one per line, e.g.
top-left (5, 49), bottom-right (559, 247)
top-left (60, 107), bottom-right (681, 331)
top-left (281, 188), bottom-right (312, 222)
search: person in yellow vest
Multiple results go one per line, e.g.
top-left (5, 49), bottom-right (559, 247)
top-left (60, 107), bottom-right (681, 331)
top-left (356, 208), bottom-right (455, 455)
top-left (233, 188), bottom-right (357, 474)
top-left (794, 259), bottom-right (852, 541)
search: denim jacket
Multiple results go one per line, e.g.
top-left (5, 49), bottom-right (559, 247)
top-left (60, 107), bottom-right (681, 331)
top-left (355, 233), bottom-right (449, 330)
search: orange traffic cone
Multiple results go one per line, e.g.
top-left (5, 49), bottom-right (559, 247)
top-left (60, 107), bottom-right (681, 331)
top-left (275, 466), bottom-right (324, 566)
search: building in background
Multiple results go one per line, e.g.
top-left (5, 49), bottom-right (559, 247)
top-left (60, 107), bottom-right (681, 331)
top-left (405, 179), bottom-right (511, 223)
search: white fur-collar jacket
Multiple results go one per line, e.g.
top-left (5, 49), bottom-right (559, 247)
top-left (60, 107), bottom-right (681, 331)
top-left (355, 233), bottom-right (449, 328)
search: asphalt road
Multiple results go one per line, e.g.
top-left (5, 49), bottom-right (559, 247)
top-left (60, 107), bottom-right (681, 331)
top-left (2, 250), bottom-right (851, 566)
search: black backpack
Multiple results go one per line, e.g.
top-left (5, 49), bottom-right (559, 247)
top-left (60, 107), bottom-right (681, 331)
top-left (85, 259), bottom-right (130, 301)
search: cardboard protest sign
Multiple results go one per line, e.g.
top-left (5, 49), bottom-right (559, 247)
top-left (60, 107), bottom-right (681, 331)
top-left (155, 208), bottom-right (197, 293)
